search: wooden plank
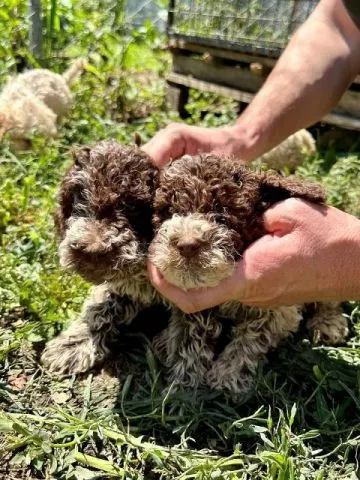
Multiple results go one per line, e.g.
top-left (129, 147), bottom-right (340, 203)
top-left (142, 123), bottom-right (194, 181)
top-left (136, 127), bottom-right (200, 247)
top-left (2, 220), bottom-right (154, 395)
top-left (321, 113), bottom-right (360, 131)
top-left (332, 89), bottom-right (360, 118)
top-left (168, 38), bottom-right (360, 85)
top-left (172, 53), bottom-right (264, 94)
top-left (167, 72), bottom-right (255, 103)
top-left (172, 53), bottom-right (360, 112)
top-left (166, 83), bottom-right (189, 118)
top-left (168, 38), bottom-right (276, 68)
top-left (167, 73), bottom-right (360, 131)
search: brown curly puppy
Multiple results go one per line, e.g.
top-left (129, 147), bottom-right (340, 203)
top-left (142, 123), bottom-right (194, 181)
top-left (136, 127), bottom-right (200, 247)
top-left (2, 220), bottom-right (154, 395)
top-left (41, 139), bottom-right (164, 374)
top-left (149, 154), bottom-right (348, 392)
top-left (42, 144), bottom-right (347, 394)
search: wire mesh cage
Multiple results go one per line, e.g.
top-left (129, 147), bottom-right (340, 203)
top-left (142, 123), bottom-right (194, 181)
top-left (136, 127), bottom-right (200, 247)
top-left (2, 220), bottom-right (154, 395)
top-left (168, 0), bottom-right (319, 57)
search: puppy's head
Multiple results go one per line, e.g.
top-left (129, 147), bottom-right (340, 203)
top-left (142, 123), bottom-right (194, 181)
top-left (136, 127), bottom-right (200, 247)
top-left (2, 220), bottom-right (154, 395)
top-left (57, 140), bottom-right (159, 284)
top-left (150, 154), bottom-right (325, 290)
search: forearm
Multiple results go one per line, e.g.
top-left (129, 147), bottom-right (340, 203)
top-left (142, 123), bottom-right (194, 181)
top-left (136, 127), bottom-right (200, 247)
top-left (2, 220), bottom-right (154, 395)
top-left (230, 0), bottom-right (360, 161)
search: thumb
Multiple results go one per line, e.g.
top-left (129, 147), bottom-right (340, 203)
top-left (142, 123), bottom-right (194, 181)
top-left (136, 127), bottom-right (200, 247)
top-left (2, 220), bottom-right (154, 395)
top-left (147, 261), bottom-right (243, 313)
top-left (262, 200), bottom-right (297, 236)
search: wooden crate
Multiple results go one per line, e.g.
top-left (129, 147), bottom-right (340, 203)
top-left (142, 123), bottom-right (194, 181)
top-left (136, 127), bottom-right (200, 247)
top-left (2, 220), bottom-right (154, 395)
top-left (166, 0), bottom-right (360, 132)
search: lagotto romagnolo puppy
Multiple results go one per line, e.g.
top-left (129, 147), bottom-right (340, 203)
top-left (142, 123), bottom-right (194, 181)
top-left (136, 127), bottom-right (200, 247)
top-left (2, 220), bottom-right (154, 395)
top-left (149, 154), bottom-right (348, 392)
top-left (41, 140), bottom-right (348, 394)
top-left (41, 139), bottom-right (163, 375)
top-left (0, 58), bottom-right (86, 150)
top-left (255, 129), bottom-right (316, 171)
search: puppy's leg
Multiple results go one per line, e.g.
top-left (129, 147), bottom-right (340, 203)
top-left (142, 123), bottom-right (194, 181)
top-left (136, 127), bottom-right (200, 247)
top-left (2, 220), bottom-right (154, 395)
top-left (207, 306), bottom-right (302, 394)
top-left (153, 308), bottom-right (222, 388)
top-left (306, 302), bottom-right (348, 344)
top-left (41, 285), bottom-right (141, 375)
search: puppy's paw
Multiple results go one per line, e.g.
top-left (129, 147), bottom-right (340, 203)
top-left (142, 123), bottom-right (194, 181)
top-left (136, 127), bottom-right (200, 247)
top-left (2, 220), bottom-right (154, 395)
top-left (207, 365), bottom-right (253, 394)
top-left (41, 331), bottom-right (97, 375)
top-left (308, 314), bottom-right (348, 345)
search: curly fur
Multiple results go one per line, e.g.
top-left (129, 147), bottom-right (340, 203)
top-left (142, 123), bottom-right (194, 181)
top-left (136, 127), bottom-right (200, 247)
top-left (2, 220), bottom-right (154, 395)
top-left (42, 139), bottom-right (164, 375)
top-left (42, 144), bottom-right (348, 394)
top-left (0, 58), bottom-right (86, 150)
top-left (150, 153), bottom-right (325, 290)
top-left (56, 139), bottom-right (159, 284)
top-left (151, 213), bottom-right (236, 289)
top-left (149, 153), bottom-right (348, 392)
top-left (254, 129), bottom-right (316, 171)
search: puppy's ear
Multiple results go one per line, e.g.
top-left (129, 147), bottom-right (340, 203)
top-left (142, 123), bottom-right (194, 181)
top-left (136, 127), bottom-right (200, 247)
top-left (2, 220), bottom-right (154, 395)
top-left (55, 178), bottom-right (75, 237)
top-left (54, 208), bottom-right (64, 237)
top-left (260, 171), bottom-right (326, 205)
top-left (72, 145), bottom-right (91, 167)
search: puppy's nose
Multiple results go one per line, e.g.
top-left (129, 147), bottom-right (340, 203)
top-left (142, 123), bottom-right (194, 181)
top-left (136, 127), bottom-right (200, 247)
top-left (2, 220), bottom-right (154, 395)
top-left (176, 237), bottom-right (203, 258)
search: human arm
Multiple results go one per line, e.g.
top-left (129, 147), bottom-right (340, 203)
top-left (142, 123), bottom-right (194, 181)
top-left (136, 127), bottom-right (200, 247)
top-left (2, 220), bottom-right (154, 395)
top-left (143, 0), bottom-right (360, 166)
top-left (148, 199), bottom-right (360, 312)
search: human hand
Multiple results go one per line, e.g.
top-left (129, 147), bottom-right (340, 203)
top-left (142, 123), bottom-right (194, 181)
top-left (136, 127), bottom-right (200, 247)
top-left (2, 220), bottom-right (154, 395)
top-left (148, 199), bottom-right (360, 312)
top-left (142, 122), bottom-right (255, 168)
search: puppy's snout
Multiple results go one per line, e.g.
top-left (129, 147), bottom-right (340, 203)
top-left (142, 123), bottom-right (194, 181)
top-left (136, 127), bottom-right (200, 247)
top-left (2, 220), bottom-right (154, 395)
top-left (176, 236), bottom-right (204, 258)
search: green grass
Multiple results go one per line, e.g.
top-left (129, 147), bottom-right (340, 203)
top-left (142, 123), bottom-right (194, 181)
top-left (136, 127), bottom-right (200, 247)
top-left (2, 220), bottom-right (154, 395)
top-left (1, 2), bottom-right (360, 479)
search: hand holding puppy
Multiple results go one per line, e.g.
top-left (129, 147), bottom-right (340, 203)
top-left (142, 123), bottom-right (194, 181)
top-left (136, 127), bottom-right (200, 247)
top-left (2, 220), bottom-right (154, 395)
top-left (148, 198), bottom-right (360, 313)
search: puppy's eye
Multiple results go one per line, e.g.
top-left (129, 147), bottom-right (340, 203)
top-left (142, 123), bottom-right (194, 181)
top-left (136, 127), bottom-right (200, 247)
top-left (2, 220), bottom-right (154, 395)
top-left (233, 173), bottom-right (243, 187)
top-left (215, 214), bottom-right (227, 225)
top-left (214, 202), bottom-right (224, 212)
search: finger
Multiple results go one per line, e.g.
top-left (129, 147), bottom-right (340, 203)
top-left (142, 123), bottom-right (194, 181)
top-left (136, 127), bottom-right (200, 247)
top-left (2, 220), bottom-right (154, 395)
top-left (262, 199), bottom-right (298, 235)
top-left (142, 131), bottom-right (186, 168)
top-left (147, 262), bottom-right (202, 312)
top-left (147, 262), bottom-right (241, 313)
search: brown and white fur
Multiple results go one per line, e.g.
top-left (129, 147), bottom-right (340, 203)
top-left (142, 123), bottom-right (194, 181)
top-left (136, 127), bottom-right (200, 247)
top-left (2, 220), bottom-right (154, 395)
top-left (41, 143), bottom-right (347, 394)
top-left (41, 139), bottom-right (163, 375)
top-left (0, 58), bottom-right (86, 150)
top-left (149, 154), bottom-right (347, 392)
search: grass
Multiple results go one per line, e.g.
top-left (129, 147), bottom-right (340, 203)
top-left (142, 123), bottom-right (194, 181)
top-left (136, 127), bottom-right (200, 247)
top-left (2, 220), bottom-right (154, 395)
top-left (1, 1), bottom-right (360, 478)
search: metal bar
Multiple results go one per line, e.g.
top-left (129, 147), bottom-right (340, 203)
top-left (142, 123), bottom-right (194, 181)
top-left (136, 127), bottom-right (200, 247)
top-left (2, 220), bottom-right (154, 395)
top-left (28, 0), bottom-right (42, 59)
top-left (167, 0), bottom-right (175, 35)
top-left (167, 72), bottom-right (255, 103)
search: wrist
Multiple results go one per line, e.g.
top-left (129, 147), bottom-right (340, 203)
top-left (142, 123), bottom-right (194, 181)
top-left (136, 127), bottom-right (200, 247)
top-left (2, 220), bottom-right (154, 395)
top-left (224, 119), bottom-right (269, 163)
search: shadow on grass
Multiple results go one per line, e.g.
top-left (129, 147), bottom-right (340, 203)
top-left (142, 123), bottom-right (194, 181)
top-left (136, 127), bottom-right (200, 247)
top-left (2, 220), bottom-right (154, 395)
top-left (96, 314), bottom-right (360, 461)
top-left (2, 303), bottom-right (360, 472)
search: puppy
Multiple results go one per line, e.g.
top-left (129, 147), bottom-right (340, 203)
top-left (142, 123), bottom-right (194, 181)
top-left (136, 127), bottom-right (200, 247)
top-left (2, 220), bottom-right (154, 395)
top-left (42, 142), bottom-right (347, 394)
top-left (149, 154), bottom-right (348, 392)
top-left (41, 139), bottom-right (163, 374)
top-left (0, 58), bottom-right (86, 150)
top-left (255, 129), bottom-right (316, 171)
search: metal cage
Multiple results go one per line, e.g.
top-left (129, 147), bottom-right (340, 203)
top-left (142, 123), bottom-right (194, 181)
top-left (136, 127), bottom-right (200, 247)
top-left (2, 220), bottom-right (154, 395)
top-left (168, 0), bottom-right (319, 58)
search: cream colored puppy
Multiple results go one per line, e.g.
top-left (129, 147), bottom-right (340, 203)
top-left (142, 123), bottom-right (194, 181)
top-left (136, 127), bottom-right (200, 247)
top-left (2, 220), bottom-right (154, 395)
top-left (0, 58), bottom-right (86, 150)
top-left (256, 129), bottom-right (316, 171)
